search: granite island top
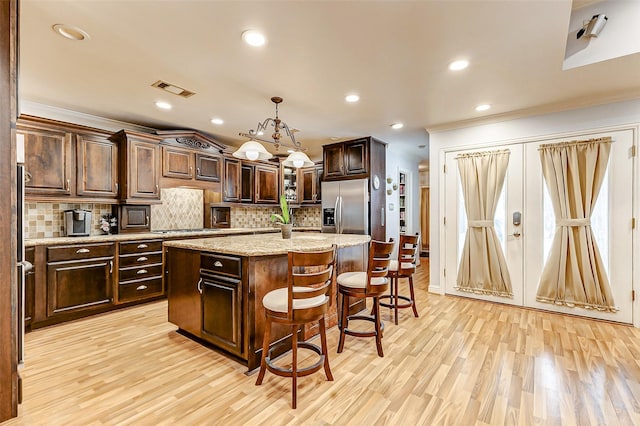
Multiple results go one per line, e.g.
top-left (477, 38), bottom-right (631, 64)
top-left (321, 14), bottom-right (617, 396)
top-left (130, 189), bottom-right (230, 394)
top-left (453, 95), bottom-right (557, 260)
top-left (163, 233), bottom-right (371, 256)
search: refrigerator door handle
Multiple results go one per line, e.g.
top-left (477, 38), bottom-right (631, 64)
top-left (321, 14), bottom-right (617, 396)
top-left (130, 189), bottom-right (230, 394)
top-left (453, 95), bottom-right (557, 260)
top-left (334, 196), bottom-right (340, 234)
top-left (338, 196), bottom-right (343, 234)
top-left (381, 207), bottom-right (385, 227)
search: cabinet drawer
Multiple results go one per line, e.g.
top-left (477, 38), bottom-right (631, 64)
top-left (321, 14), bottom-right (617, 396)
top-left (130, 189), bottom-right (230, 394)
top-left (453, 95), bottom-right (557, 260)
top-left (118, 277), bottom-right (163, 302)
top-left (201, 253), bottom-right (241, 278)
top-left (119, 252), bottom-right (163, 268)
top-left (119, 263), bottom-right (163, 282)
top-left (119, 240), bottom-right (162, 254)
top-left (48, 243), bottom-right (115, 262)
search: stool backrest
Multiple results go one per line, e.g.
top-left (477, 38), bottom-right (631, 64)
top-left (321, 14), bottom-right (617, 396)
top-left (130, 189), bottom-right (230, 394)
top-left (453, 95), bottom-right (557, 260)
top-left (287, 245), bottom-right (337, 318)
top-left (397, 233), bottom-right (419, 275)
top-left (366, 239), bottom-right (395, 293)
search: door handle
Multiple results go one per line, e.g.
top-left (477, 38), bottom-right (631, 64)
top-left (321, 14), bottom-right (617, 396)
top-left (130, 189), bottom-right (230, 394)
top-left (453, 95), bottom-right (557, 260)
top-left (513, 230), bottom-right (521, 238)
top-left (197, 278), bottom-right (203, 294)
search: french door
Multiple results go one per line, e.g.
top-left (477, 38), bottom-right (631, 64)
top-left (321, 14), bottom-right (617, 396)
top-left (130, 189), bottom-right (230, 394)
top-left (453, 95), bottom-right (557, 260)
top-left (443, 128), bottom-right (634, 323)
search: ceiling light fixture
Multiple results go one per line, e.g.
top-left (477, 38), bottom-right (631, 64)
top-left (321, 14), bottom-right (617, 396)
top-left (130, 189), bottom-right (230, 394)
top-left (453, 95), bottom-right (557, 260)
top-left (448, 59), bottom-right (469, 71)
top-left (391, 123), bottom-right (404, 130)
top-left (242, 30), bottom-right (266, 47)
top-left (345, 94), bottom-right (360, 103)
top-left (52, 24), bottom-right (90, 41)
top-left (155, 101), bottom-right (172, 110)
top-left (235, 96), bottom-right (314, 168)
top-left (211, 118), bottom-right (224, 125)
top-left (475, 104), bottom-right (491, 111)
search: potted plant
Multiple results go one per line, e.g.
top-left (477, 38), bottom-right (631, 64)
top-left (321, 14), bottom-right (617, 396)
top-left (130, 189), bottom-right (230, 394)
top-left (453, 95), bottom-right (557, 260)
top-left (271, 194), bottom-right (293, 239)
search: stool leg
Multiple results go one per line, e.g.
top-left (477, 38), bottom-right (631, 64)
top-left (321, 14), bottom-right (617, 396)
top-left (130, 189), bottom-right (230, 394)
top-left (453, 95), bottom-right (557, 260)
top-left (373, 296), bottom-right (384, 357)
top-left (291, 324), bottom-right (298, 409)
top-left (255, 316), bottom-right (271, 385)
top-left (409, 275), bottom-right (419, 318)
top-left (394, 276), bottom-right (399, 325)
top-left (337, 293), bottom-right (348, 353)
top-left (319, 316), bottom-right (333, 381)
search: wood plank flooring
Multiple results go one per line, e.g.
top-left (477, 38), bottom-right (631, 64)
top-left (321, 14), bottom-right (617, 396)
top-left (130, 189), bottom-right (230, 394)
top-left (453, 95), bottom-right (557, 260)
top-left (4, 261), bottom-right (640, 425)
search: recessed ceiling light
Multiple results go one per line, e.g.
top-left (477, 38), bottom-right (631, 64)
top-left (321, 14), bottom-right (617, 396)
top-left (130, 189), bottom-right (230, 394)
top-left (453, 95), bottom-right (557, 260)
top-left (449, 59), bottom-right (469, 71)
top-left (391, 123), bottom-right (404, 130)
top-left (242, 30), bottom-right (266, 47)
top-left (155, 101), bottom-right (172, 110)
top-left (52, 24), bottom-right (90, 41)
top-left (345, 94), bottom-right (360, 103)
top-left (475, 104), bottom-right (491, 112)
top-left (211, 118), bottom-right (224, 125)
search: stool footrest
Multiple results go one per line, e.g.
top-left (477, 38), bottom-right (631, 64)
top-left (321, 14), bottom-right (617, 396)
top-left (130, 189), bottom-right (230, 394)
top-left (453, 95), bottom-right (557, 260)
top-left (341, 314), bottom-right (385, 338)
top-left (379, 294), bottom-right (414, 309)
top-left (265, 341), bottom-right (325, 378)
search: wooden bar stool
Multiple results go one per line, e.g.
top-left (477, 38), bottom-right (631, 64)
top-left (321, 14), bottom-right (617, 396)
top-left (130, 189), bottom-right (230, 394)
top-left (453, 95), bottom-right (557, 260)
top-left (336, 239), bottom-right (394, 357)
top-left (380, 233), bottom-right (420, 325)
top-left (255, 246), bottom-right (336, 409)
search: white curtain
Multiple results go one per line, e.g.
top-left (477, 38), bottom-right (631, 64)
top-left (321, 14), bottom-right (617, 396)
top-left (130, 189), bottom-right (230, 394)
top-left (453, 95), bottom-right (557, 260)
top-left (536, 137), bottom-right (616, 312)
top-left (456, 150), bottom-right (513, 297)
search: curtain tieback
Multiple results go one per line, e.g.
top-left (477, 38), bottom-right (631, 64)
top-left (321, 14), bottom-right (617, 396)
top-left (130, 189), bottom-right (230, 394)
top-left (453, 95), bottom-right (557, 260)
top-left (556, 218), bottom-right (591, 227)
top-left (468, 220), bottom-right (493, 228)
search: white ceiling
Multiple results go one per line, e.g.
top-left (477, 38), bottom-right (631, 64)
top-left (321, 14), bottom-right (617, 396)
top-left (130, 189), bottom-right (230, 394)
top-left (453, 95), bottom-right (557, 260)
top-left (18, 1), bottom-right (640, 162)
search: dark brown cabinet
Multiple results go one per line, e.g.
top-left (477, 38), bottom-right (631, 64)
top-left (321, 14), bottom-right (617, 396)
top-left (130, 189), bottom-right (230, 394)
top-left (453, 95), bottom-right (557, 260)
top-left (254, 164), bottom-right (279, 204)
top-left (323, 139), bottom-right (369, 179)
top-left (201, 272), bottom-right (243, 356)
top-left (241, 164), bottom-right (254, 203)
top-left (162, 146), bottom-right (193, 180)
top-left (167, 247), bottom-right (202, 338)
top-left (76, 134), bottom-right (119, 198)
top-left (117, 240), bottom-right (164, 303)
top-left (111, 130), bottom-right (161, 203)
top-left (114, 204), bottom-right (151, 233)
top-left (46, 243), bottom-right (115, 319)
top-left (19, 124), bottom-right (73, 197)
top-left (196, 153), bottom-right (221, 182)
top-left (223, 157), bottom-right (242, 202)
top-left (300, 164), bottom-right (323, 204)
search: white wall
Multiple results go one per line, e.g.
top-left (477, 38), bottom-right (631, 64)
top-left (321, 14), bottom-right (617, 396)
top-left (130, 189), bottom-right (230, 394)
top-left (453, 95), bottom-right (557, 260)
top-left (428, 98), bottom-right (640, 325)
top-left (386, 144), bottom-right (420, 250)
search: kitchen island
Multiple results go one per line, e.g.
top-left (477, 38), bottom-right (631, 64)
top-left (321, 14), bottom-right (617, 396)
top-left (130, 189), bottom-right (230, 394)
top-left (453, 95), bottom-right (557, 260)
top-left (164, 232), bottom-right (370, 371)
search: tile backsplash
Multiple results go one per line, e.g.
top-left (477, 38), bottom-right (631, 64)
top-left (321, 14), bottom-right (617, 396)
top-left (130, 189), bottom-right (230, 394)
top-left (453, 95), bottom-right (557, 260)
top-left (24, 202), bottom-right (113, 239)
top-left (150, 188), bottom-right (203, 231)
top-left (230, 206), bottom-right (321, 228)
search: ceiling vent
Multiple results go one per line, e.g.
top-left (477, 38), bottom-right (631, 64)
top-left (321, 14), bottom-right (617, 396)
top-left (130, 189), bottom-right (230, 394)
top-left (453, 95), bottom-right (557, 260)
top-left (151, 80), bottom-right (196, 98)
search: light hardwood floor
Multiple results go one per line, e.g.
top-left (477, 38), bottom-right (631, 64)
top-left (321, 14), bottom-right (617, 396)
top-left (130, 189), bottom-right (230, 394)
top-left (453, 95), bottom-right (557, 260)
top-left (5, 261), bottom-right (640, 425)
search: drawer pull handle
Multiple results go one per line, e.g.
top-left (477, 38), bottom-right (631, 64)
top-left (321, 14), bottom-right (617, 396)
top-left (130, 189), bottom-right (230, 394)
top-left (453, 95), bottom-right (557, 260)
top-left (137, 256), bottom-right (148, 262)
top-left (197, 278), bottom-right (203, 294)
top-left (213, 261), bottom-right (223, 267)
top-left (137, 269), bottom-right (148, 275)
top-left (76, 248), bottom-right (90, 254)
top-left (136, 285), bottom-right (148, 291)
top-left (137, 244), bottom-right (148, 249)
top-left (109, 260), bottom-right (113, 274)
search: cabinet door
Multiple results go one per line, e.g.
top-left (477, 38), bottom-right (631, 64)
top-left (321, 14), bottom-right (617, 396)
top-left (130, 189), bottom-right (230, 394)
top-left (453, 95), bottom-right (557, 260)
top-left (167, 248), bottom-right (202, 338)
top-left (162, 146), bottom-right (193, 179)
top-left (46, 258), bottom-right (113, 318)
top-left (344, 140), bottom-right (368, 175)
top-left (315, 165), bottom-right (323, 202)
top-left (223, 157), bottom-right (241, 202)
top-left (118, 205), bottom-right (150, 233)
top-left (282, 166), bottom-right (298, 203)
top-left (195, 153), bottom-right (221, 182)
top-left (201, 275), bottom-right (243, 356)
top-left (129, 140), bottom-right (160, 199)
top-left (323, 143), bottom-right (344, 178)
top-left (300, 167), bottom-right (316, 203)
top-left (255, 165), bottom-right (279, 204)
top-left (76, 134), bottom-right (118, 198)
top-left (20, 126), bottom-right (73, 196)
top-left (25, 248), bottom-right (35, 330)
top-left (241, 164), bottom-right (254, 203)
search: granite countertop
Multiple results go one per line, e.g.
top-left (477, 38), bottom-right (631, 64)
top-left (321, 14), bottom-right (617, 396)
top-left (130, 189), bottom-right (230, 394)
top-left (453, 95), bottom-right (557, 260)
top-left (163, 233), bottom-right (371, 256)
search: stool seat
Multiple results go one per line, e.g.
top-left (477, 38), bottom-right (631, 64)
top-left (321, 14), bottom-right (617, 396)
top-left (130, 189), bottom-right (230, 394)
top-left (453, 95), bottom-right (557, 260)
top-left (263, 287), bottom-right (328, 313)
top-left (337, 272), bottom-right (388, 289)
top-left (388, 260), bottom-right (415, 272)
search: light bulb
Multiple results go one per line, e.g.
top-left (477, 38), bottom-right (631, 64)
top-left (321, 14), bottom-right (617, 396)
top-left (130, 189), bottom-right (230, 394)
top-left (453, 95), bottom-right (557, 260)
top-left (246, 150), bottom-right (259, 161)
top-left (293, 159), bottom-right (305, 168)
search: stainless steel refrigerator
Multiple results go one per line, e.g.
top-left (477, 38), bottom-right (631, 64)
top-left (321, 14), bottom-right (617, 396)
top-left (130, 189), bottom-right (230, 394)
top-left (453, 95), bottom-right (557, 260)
top-left (321, 178), bottom-right (369, 235)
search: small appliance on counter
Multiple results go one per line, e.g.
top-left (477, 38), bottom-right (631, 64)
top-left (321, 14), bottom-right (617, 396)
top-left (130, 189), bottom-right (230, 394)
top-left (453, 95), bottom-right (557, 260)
top-left (64, 209), bottom-right (92, 237)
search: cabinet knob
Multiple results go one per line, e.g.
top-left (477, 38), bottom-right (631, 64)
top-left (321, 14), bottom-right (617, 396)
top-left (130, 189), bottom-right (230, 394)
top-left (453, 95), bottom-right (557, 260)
top-left (137, 269), bottom-right (148, 275)
top-left (76, 248), bottom-right (90, 254)
top-left (136, 285), bottom-right (148, 291)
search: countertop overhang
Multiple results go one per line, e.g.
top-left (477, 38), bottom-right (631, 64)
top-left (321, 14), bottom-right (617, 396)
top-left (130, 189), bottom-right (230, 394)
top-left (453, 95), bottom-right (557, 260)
top-left (163, 233), bottom-right (371, 256)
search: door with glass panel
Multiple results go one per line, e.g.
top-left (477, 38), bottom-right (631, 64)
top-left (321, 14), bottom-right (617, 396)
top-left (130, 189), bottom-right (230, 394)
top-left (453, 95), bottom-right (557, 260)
top-left (443, 129), bottom-right (634, 323)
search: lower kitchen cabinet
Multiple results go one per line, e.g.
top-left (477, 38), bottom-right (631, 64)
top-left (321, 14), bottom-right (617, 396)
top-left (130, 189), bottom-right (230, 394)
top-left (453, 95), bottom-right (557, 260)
top-left (166, 247), bottom-right (202, 338)
top-left (117, 239), bottom-right (164, 303)
top-left (25, 247), bottom-right (36, 331)
top-left (201, 272), bottom-right (243, 356)
top-left (46, 242), bottom-right (115, 319)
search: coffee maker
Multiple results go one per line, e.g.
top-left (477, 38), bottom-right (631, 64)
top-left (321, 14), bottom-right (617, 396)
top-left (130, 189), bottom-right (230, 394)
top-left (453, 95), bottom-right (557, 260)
top-left (64, 209), bottom-right (92, 237)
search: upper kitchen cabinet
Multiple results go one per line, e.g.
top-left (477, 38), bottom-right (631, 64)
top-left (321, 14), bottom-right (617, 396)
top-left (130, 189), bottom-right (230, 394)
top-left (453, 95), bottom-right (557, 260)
top-left (157, 131), bottom-right (225, 187)
top-left (110, 130), bottom-right (162, 203)
top-left (223, 157), bottom-right (241, 202)
top-left (18, 116), bottom-right (118, 201)
top-left (322, 137), bottom-right (384, 181)
top-left (254, 163), bottom-right (279, 204)
top-left (300, 163), bottom-right (323, 204)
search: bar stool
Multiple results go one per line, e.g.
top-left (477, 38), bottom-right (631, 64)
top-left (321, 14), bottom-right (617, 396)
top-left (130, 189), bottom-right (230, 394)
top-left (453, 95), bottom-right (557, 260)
top-left (336, 239), bottom-right (394, 357)
top-left (255, 246), bottom-right (336, 409)
top-left (380, 233), bottom-right (420, 325)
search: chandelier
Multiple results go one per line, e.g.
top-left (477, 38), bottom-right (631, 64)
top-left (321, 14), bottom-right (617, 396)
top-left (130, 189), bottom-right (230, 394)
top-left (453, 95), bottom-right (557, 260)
top-left (233, 96), bottom-right (314, 168)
